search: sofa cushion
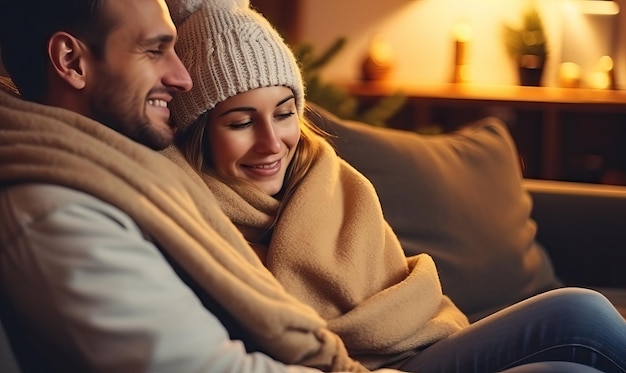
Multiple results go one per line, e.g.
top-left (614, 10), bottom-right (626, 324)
top-left (306, 104), bottom-right (562, 319)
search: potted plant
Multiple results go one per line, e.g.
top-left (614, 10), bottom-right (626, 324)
top-left (504, 4), bottom-right (549, 86)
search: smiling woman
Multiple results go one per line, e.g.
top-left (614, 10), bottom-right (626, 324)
top-left (164, 0), bottom-right (469, 368)
top-left (204, 86), bottom-right (301, 196)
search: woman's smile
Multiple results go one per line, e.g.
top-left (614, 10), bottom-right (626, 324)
top-left (241, 158), bottom-right (282, 176)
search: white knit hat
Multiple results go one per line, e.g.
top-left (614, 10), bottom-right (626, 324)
top-left (167, 0), bottom-right (305, 130)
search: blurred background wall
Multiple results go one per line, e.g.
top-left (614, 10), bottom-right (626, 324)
top-left (260, 0), bottom-right (625, 89)
top-left (1, 0), bottom-right (623, 90)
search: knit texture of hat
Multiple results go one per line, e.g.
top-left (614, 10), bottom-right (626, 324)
top-left (167, 0), bottom-right (305, 130)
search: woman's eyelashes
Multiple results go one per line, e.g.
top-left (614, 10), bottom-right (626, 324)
top-left (228, 119), bottom-right (253, 130)
top-left (226, 111), bottom-right (295, 130)
top-left (275, 111), bottom-right (295, 121)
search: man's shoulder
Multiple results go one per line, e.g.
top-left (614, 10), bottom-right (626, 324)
top-left (0, 183), bottom-right (141, 242)
top-left (4, 183), bottom-right (103, 203)
top-left (1, 183), bottom-right (121, 216)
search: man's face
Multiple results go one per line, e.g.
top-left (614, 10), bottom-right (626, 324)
top-left (86, 0), bottom-right (192, 150)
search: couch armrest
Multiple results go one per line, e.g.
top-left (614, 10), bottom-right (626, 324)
top-left (524, 179), bottom-right (626, 288)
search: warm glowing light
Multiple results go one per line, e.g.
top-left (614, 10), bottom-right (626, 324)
top-left (453, 19), bottom-right (474, 43)
top-left (587, 71), bottom-right (610, 89)
top-left (452, 19), bottom-right (473, 83)
top-left (569, 0), bottom-right (619, 16)
top-left (558, 62), bottom-right (581, 88)
top-left (370, 35), bottom-right (394, 66)
top-left (599, 55), bottom-right (614, 71)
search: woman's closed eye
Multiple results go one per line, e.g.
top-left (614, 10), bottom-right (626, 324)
top-left (227, 112), bottom-right (294, 129)
top-left (275, 111), bottom-right (295, 121)
top-left (228, 119), bottom-right (253, 130)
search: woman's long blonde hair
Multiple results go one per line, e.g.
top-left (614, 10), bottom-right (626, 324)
top-left (176, 103), bottom-right (329, 206)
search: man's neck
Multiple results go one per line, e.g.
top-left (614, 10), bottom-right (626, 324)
top-left (42, 84), bottom-right (91, 119)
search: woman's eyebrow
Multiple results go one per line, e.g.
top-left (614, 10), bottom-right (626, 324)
top-left (277, 95), bottom-right (295, 107)
top-left (218, 95), bottom-right (296, 117)
top-left (218, 106), bottom-right (256, 117)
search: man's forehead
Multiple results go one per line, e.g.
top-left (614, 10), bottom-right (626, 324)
top-left (104, 0), bottom-right (176, 41)
top-left (104, 0), bottom-right (173, 26)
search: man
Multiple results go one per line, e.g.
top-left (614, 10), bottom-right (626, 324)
top-left (1, 0), bottom-right (191, 149)
top-left (0, 0), bottom-right (377, 371)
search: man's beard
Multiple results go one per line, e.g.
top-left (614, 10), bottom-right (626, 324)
top-left (89, 71), bottom-right (172, 150)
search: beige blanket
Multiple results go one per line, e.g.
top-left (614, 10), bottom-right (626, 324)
top-left (170, 138), bottom-right (469, 368)
top-left (0, 90), bottom-right (367, 372)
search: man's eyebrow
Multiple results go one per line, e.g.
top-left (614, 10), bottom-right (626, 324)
top-left (143, 34), bottom-right (176, 45)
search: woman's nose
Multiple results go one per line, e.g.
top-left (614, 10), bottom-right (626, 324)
top-left (254, 122), bottom-right (282, 154)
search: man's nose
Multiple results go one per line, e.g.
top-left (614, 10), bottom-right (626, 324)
top-left (165, 53), bottom-right (193, 92)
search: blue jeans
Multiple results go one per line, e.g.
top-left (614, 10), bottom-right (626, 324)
top-left (399, 287), bottom-right (626, 373)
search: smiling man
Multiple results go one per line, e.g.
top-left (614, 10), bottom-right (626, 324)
top-left (0, 0), bottom-right (192, 149)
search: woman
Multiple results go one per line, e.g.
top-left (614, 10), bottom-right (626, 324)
top-left (165, 0), bottom-right (626, 371)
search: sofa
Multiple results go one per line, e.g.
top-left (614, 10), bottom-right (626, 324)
top-left (306, 103), bottom-right (626, 322)
top-left (1, 78), bottom-right (626, 372)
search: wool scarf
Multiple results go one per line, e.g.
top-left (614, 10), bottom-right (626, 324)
top-left (0, 90), bottom-right (367, 372)
top-left (169, 138), bottom-right (469, 369)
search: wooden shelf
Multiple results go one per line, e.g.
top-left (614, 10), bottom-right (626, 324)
top-left (346, 82), bottom-right (626, 183)
top-left (347, 81), bottom-right (626, 108)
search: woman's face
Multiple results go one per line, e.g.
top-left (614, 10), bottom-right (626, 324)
top-left (207, 86), bottom-right (301, 195)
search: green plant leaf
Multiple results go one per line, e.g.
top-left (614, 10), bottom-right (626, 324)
top-left (503, 4), bottom-right (548, 57)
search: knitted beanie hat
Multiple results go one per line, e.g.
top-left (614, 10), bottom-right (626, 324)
top-left (167, 0), bottom-right (305, 131)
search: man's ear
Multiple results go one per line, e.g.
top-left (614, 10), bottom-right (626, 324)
top-left (48, 32), bottom-right (89, 90)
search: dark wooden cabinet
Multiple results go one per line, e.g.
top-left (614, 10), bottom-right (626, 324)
top-left (347, 82), bottom-right (626, 185)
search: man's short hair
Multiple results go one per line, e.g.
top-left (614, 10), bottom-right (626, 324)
top-left (0, 0), bottom-right (111, 101)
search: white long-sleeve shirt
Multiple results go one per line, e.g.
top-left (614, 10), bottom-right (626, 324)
top-left (0, 183), bottom-right (328, 373)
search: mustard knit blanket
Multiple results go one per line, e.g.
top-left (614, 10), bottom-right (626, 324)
top-left (0, 90), bottom-right (368, 372)
top-left (163, 138), bottom-right (469, 368)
